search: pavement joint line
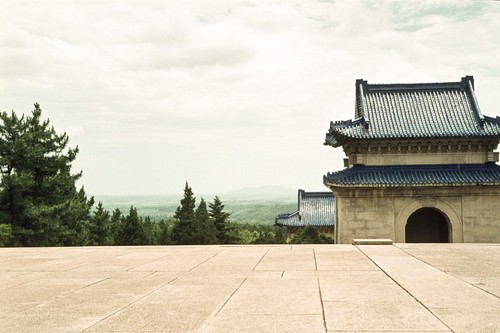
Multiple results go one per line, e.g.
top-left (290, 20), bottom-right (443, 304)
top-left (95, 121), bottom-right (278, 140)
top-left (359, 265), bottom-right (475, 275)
top-left (200, 277), bottom-right (247, 333)
top-left (82, 277), bottom-right (178, 333)
top-left (19, 276), bottom-right (111, 314)
top-left (313, 248), bottom-right (318, 271)
top-left (143, 270), bottom-right (159, 278)
top-left (66, 261), bottom-right (101, 271)
top-left (66, 250), bottom-right (130, 271)
top-left (126, 251), bottom-right (181, 272)
top-left (5, 273), bottom-right (45, 288)
top-left (125, 250), bottom-right (186, 272)
top-left (316, 276), bottom-right (328, 333)
top-left (396, 245), bottom-right (500, 300)
top-left (446, 246), bottom-right (499, 269)
top-left (252, 248), bottom-right (270, 271)
top-left (187, 250), bottom-right (223, 272)
top-left (355, 245), bottom-right (455, 333)
top-left (70, 277), bottom-right (110, 293)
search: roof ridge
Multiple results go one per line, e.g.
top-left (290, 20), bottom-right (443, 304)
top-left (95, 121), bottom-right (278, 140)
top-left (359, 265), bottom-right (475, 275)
top-left (362, 81), bottom-right (464, 93)
top-left (357, 76), bottom-right (475, 93)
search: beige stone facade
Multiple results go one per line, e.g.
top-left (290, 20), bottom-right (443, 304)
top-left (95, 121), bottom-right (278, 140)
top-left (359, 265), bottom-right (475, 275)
top-left (324, 77), bottom-right (500, 244)
top-left (334, 186), bottom-right (500, 244)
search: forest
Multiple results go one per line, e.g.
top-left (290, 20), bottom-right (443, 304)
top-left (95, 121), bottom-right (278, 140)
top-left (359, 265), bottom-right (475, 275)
top-left (0, 104), bottom-right (332, 246)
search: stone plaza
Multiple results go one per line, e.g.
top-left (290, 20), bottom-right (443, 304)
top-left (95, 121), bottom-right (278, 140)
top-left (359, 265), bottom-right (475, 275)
top-left (1, 244), bottom-right (499, 332)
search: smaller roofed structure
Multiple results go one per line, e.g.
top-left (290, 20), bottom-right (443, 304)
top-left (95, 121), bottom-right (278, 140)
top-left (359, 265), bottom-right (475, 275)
top-left (275, 190), bottom-right (335, 240)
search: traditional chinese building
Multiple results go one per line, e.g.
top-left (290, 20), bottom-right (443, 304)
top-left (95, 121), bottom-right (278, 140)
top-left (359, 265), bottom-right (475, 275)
top-left (324, 76), bottom-right (500, 244)
top-left (275, 190), bottom-right (334, 241)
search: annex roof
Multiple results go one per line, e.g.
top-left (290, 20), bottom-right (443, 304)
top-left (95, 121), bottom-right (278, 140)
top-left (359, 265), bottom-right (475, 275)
top-left (275, 190), bottom-right (334, 227)
top-left (325, 76), bottom-right (500, 147)
top-left (324, 163), bottom-right (500, 188)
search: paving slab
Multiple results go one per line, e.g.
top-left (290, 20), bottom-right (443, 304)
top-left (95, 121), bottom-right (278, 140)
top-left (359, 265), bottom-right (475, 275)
top-left (0, 244), bottom-right (499, 332)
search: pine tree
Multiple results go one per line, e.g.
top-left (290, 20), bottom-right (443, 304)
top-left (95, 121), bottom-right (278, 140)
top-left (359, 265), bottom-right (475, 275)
top-left (109, 207), bottom-right (122, 244)
top-left (142, 216), bottom-right (155, 245)
top-left (115, 206), bottom-right (146, 245)
top-left (209, 196), bottom-right (238, 244)
top-left (0, 104), bottom-right (94, 246)
top-left (156, 219), bottom-right (171, 245)
top-left (196, 198), bottom-right (217, 244)
top-left (0, 223), bottom-right (12, 246)
top-left (172, 182), bottom-right (196, 244)
top-left (88, 202), bottom-right (111, 245)
top-left (290, 226), bottom-right (334, 244)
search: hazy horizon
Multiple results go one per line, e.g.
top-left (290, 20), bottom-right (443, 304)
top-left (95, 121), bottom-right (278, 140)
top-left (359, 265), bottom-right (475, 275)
top-left (2, 1), bottom-right (499, 195)
top-left (93, 184), bottom-right (299, 199)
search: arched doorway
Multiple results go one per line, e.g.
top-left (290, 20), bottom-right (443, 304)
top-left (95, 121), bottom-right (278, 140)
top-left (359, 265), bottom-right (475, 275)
top-left (405, 208), bottom-right (450, 243)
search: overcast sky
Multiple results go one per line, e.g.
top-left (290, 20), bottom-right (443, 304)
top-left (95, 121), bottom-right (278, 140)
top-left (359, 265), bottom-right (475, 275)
top-left (1, 0), bottom-right (500, 195)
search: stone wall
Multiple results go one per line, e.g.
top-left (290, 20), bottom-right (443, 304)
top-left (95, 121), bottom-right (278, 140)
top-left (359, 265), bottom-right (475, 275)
top-left (332, 186), bottom-right (500, 244)
top-left (343, 139), bottom-right (499, 167)
top-left (462, 191), bottom-right (500, 243)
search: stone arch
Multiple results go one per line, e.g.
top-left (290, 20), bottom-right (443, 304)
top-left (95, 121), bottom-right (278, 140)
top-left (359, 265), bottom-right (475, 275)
top-left (405, 208), bottom-right (450, 243)
top-left (395, 198), bottom-right (462, 243)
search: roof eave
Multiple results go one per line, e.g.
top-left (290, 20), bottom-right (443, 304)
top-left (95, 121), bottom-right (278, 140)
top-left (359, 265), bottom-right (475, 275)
top-left (324, 182), bottom-right (500, 188)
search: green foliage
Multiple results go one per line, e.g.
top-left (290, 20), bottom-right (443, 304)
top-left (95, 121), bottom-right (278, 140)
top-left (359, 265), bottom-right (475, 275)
top-left (115, 206), bottom-right (147, 245)
top-left (290, 226), bottom-right (335, 244)
top-left (195, 198), bottom-right (217, 244)
top-left (0, 224), bottom-right (12, 246)
top-left (171, 182), bottom-right (197, 244)
top-left (209, 196), bottom-right (239, 244)
top-left (87, 202), bottom-right (112, 245)
top-left (171, 184), bottom-right (222, 245)
top-left (155, 218), bottom-right (173, 245)
top-left (109, 207), bottom-right (122, 244)
top-left (234, 223), bottom-right (287, 244)
top-left (0, 104), bottom-right (94, 246)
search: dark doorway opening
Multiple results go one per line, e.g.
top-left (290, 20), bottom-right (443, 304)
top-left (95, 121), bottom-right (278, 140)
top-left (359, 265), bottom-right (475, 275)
top-left (405, 208), bottom-right (450, 243)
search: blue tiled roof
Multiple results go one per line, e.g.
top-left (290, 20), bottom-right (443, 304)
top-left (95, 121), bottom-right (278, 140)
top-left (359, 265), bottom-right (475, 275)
top-left (275, 190), bottom-right (335, 227)
top-left (324, 163), bottom-right (500, 187)
top-left (325, 76), bottom-right (500, 147)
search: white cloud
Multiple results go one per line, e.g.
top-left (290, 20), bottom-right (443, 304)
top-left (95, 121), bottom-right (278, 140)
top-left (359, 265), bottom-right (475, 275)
top-left (1, 0), bottom-right (499, 195)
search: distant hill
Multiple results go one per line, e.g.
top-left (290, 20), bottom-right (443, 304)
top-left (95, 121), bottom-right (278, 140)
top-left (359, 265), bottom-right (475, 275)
top-left (94, 186), bottom-right (298, 224)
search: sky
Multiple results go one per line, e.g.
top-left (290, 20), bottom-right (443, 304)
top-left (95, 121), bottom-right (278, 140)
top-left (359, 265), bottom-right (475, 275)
top-left (1, 0), bottom-right (500, 196)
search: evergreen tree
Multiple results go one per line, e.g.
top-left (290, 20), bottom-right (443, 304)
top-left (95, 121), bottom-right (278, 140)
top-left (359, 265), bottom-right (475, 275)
top-left (290, 226), bottom-right (334, 244)
top-left (115, 206), bottom-right (146, 245)
top-left (88, 202), bottom-right (111, 245)
top-left (142, 216), bottom-right (155, 245)
top-left (59, 187), bottom-right (94, 246)
top-left (171, 182), bottom-right (196, 244)
top-left (196, 198), bottom-right (217, 244)
top-left (0, 223), bottom-right (12, 246)
top-left (109, 207), bottom-right (122, 244)
top-left (209, 196), bottom-right (238, 244)
top-left (0, 104), bottom-right (94, 246)
top-left (156, 218), bottom-right (172, 245)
